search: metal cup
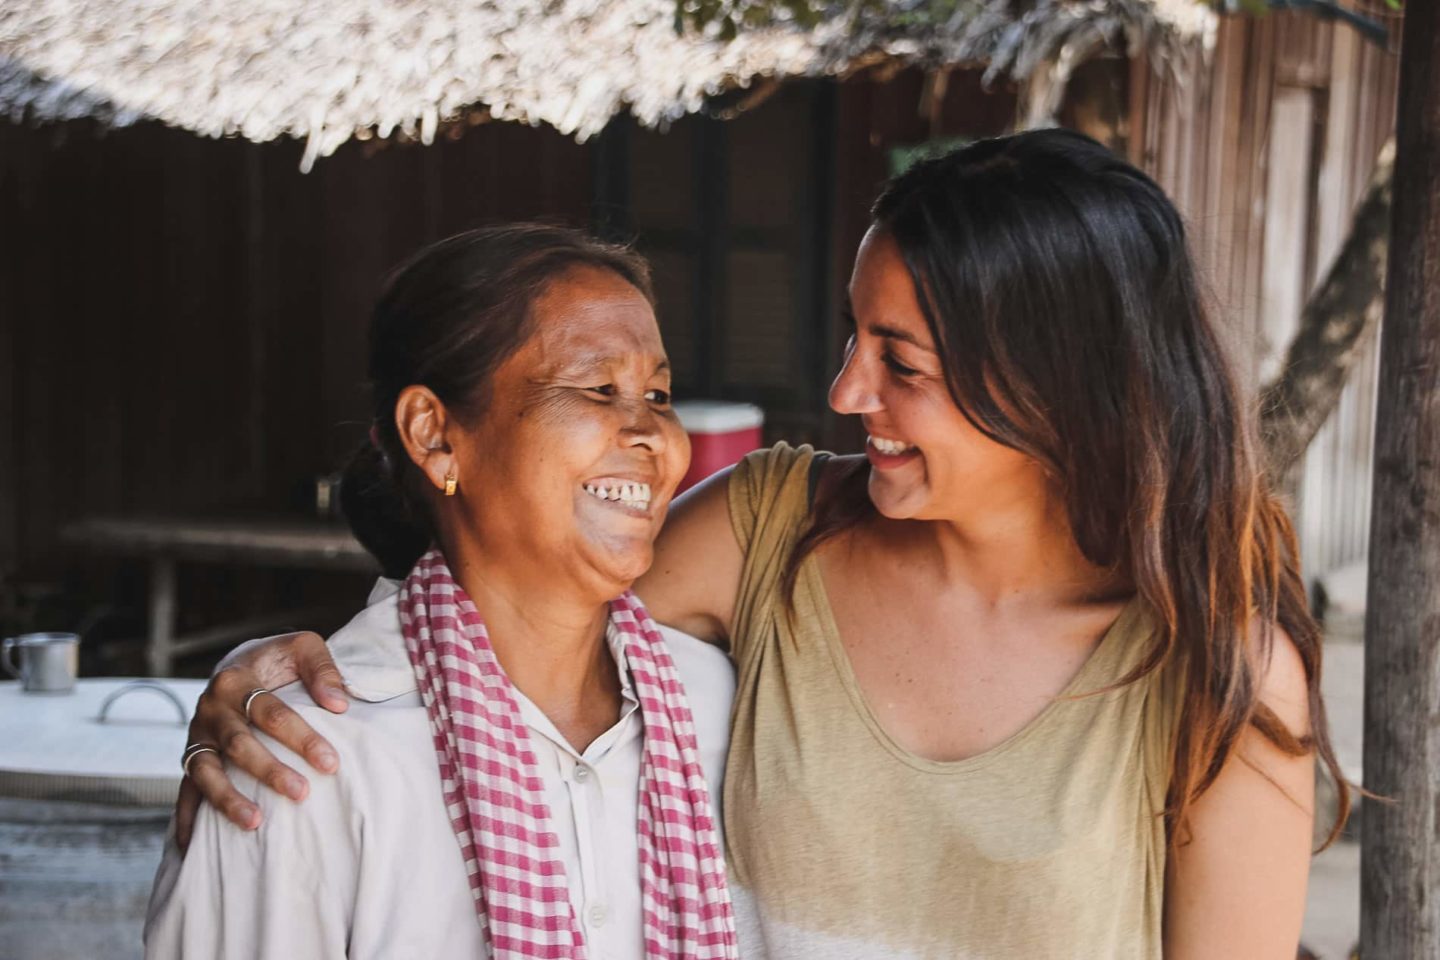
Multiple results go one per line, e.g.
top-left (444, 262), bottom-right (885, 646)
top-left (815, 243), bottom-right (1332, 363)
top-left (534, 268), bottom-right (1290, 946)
top-left (2, 633), bottom-right (80, 693)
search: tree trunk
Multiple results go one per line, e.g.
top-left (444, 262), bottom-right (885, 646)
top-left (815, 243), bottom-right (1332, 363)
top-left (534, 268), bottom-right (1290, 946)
top-left (1359, 2), bottom-right (1440, 956)
top-left (1258, 139), bottom-right (1394, 493)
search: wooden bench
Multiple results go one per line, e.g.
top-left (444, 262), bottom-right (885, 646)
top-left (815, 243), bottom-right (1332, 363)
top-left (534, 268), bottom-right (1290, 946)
top-left (62, 516), bottom-right (377, 676)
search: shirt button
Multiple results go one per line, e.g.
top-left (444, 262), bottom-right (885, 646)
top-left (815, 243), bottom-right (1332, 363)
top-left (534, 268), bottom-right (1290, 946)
top-left (586, 904), bottom-right (608, 927)
top-left (573, 765), bottom-right (591, 783)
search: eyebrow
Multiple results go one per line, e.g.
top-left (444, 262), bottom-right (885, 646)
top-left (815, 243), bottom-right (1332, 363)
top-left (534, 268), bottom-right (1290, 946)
top-left (560, 355), bottom-right (670, 377)
top-left (867, 323), bottom-right (934, 352)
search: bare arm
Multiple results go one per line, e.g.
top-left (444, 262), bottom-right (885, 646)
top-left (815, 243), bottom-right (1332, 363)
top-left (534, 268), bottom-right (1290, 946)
top-left (633, 465), bottom-right (745, 646)
top-left (1163, 627), bottom-right (1317, 959)
top-left (176, 468), bottom-right (746, 844)
top-left (177, 457), bottom-right (754, 844)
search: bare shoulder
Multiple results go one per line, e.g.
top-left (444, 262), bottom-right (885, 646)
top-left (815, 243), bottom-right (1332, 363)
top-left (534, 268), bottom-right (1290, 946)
top-left (819, 452), bottom-right (867, 476)
top-left (1253, 620), bottom-right (1313, 740)
top-left (635, 466), bottom-right (743, 645)
top-left (807, 448), bottom-right (856, 489)
top-left (663, 465), bottom-right (737, 543)
top-left (1164, 622), bottom-right (1319, 959)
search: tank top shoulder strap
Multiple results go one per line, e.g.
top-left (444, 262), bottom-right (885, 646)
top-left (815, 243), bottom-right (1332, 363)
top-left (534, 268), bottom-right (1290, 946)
top-left (726, 442), bottom-right (823, 666)
top-left (1108, 602), bottom-right (1187, 818)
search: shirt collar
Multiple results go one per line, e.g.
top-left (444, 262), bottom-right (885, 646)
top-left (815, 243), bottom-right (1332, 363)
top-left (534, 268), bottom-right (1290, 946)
top-left (330, 578), bottom-right (640, 716)
top-left (326, 578), bottom-right (414, 702)
top-left (511, 656), bottom-right (641, 764)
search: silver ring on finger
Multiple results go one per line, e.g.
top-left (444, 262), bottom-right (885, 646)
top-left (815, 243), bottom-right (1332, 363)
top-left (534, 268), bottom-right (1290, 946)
top-left (242, 687), bottom-right (272, 723)
top-left (182, 742), bottom-right (220, 779)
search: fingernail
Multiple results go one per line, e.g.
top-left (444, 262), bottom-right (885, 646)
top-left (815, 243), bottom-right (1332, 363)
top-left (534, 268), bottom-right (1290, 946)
top-left (238, 804), bottom-right (260, 829)
top-left (314, 749), bottom-right (338, 773)
top-left (284, 775), bottom-right (307, 799)
top-left (322, 686), bottom-right (346, 704)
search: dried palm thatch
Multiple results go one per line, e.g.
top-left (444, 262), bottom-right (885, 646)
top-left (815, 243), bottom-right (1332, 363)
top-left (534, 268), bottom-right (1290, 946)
top-left (0, 0), bottom-right (1214, 169)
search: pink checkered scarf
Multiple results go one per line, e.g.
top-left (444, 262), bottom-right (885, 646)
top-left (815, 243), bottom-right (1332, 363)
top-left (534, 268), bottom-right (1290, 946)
top-left (399, 548), bottom-right (738, 960)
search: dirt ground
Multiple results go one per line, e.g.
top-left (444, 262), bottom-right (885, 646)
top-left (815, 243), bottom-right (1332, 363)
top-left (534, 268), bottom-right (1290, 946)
top-left (1300, 639), bottom-right (1363, 960)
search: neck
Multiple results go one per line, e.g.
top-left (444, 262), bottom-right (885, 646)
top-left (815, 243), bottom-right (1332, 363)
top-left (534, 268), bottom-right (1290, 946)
top-left (436, 537), bottom-right (622, 734)
top-left (911, 477), bottom-right (1123, 610)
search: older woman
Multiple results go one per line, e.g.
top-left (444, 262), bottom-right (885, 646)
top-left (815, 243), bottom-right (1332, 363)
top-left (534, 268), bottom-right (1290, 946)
top-left (170, 131), bottom-right (1347, 959)
top-left (145, 225), bottom-right (739, 959)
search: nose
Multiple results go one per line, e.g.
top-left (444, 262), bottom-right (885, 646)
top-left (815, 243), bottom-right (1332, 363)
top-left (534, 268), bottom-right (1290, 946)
top-left (828, 337), bottom-right (882, 415)
top-left (618, 398), bottom-right (668, 452)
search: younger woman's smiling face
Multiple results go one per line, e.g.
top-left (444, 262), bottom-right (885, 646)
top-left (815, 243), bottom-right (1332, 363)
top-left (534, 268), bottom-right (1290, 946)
top-left (443, 265), bottom-right (690, 596)
top-left (828, 227), bottom-right (1041, 522)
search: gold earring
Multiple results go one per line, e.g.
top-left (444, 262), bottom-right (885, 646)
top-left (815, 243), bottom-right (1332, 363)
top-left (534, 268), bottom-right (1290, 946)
top-left (443, 472), bottom-right (457, 497)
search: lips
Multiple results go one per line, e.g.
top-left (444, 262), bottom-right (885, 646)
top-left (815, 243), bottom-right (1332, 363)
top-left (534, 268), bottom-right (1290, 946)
top-left (865, 434), bottom-right (921, 470)
top-left (868, 435), bottom-right (915, 456)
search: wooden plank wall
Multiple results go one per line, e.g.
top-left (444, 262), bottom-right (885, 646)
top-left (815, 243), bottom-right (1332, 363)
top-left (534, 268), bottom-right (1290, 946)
top-left (0, 118), bottom-right (590, 580)
top-left (1297, 15), bottom-right (1400, 580)
top-left (0, 18), bottom-right (1399, 600)
top-left (1136, 10), bottom-right (1401, 583)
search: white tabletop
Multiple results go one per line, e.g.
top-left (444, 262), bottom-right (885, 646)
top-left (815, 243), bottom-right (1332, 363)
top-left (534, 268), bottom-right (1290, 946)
top-left (0, 678), bottom-right (206, 805)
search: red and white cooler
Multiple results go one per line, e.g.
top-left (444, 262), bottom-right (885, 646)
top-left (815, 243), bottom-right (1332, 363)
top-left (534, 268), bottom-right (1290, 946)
top-left (673, 400), bottom-right (765, 493)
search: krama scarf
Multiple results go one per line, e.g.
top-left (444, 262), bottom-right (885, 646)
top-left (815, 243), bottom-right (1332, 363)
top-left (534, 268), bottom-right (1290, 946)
top-left (400, 548), bottom-right (739, 960)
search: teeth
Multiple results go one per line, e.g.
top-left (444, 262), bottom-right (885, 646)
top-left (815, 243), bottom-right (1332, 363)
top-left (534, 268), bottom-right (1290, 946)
top-left (583, 482), bottom-right (652, 509)
top-left (870, 436), bottom-right (913, 456)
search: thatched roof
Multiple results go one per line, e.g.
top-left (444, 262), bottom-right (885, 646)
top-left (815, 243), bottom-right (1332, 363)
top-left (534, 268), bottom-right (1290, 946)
top-left (0, 0), bottom-right (1214, 169)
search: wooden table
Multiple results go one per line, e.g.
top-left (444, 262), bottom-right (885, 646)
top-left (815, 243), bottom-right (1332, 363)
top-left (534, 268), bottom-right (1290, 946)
top-left (62, 516), bottom-right (378, 676)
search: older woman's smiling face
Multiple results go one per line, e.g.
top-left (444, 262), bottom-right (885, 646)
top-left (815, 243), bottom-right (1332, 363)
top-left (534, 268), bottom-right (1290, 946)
top-left (442, 265), bottom-right (689, 597)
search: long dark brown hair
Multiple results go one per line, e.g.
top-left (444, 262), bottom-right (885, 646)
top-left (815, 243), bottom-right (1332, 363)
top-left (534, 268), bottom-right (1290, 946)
top-left (785, 129), bottom-right (1347, 846)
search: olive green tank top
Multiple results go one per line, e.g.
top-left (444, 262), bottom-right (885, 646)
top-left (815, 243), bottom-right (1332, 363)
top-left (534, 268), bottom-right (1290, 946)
top-left (723, 443), bottom-right (1182, 960)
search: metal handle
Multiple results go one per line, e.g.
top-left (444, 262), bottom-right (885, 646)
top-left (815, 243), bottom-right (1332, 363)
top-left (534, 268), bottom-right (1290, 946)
top-left (1, 638), bottom-right (18, 679)
top-left (97, 679), bottom-right (189, 726)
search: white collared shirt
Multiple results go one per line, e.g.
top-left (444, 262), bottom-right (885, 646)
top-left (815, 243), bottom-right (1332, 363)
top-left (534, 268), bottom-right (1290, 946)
top-left (145, 579), bottom-right (736, 960)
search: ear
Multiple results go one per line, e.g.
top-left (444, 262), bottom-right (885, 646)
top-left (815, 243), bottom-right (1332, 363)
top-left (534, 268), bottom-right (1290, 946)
top-left (394, 386), bottom-right (456, 495)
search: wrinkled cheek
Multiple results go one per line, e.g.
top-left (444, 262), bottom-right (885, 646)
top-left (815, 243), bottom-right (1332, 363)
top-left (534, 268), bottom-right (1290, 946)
top-left (665, 427), bottom-right (692, 492)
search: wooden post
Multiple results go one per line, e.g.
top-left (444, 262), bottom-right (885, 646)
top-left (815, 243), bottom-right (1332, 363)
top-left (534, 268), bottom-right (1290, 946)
top-left (146, 556), bottom-right (178, 679)
top-left (1360, 5), bottom-right (1440, 957)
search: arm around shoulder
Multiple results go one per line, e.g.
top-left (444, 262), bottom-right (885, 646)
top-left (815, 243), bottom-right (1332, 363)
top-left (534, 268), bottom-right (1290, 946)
top-left (636, 465), bottom-right (745, 646)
